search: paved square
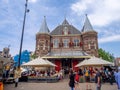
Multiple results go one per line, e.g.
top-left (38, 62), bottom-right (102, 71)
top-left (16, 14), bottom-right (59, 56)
top-left (4, 79), bottom-right (117, 90)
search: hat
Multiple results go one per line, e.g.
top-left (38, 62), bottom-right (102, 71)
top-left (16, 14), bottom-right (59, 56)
top-left (118, 67), bottom-right (120, 70)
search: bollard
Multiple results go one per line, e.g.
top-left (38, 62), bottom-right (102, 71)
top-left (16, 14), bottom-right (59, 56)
top-left (86, 84), bottom-right (88, 90)
top-left (0, 82), bottom-right (3, 90)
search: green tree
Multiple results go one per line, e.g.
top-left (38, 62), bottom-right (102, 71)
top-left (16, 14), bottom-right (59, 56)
top-left (98, 48), bottom-right (114, 62)
top-left (30, 53), bottom-right (37, 59)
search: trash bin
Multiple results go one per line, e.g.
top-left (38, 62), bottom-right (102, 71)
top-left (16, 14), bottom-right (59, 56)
top-left (0, 82), bottom-right (3, 90)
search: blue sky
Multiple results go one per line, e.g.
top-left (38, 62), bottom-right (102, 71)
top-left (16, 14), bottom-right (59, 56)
top-left (0, 0), bottom-right (120, 58)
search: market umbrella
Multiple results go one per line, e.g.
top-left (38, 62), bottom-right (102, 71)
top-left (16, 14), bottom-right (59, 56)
top-left (45, 59), bottom-right (57, 67)
top-left (75, 59), bottom-right (88, 67)
top-left (22, 57), bottom-right (56, 67)
top-left (75, 57), bottom-right (113, 67)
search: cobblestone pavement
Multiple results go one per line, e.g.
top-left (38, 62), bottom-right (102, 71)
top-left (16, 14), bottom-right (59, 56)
top-left (4, 79), bottom-right (117, 90)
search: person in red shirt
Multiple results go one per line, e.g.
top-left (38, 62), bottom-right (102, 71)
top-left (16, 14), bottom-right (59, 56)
top-left (75, 71), bottom-right (80, 90)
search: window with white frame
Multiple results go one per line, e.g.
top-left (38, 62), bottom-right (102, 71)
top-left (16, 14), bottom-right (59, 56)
top-left (63, 39), bottom-right (69, 48)
top-left (53, 39), bottom-right (59, 48)
top-left (74, 39), bottom-right (79, 47)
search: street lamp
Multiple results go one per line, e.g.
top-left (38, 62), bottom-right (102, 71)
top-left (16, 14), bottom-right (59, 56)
top-left (18, 0), bottom-right (29, 68)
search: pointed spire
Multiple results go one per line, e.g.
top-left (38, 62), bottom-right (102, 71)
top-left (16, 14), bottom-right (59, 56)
top-left (39, 16), bottom-right (50, 33)
top-left (62, 18), bottom-right (69, 25)
top-left (82, 14), bottom-right (94, 32)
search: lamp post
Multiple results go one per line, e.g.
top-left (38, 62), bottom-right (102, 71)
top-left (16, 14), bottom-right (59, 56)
top-left (18, 0), bottom-right (29, 68)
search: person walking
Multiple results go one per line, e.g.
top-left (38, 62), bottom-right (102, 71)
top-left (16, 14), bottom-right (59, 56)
top-left (69, 70), bottom-right (75, 90)
top-left (74, 71), bottom-right (80, 90)
top-left (95, 68), bottom-right (101, 90)
top-left (14, 67), bottom-right (21, 87)
top-left (85, 67), bottom-right (90, 82)
top-left (115, 67), bottom-right (120, 90)
top-left (109, 70), bottom-right (114, 85)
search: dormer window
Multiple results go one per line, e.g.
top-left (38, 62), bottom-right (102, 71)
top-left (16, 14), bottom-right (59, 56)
top-left (63, 27), bottom-right (68, 35)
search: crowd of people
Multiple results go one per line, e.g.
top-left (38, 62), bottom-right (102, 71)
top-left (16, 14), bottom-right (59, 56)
top-left (2, 65), bottom-right (120, 90)
top-left (12, 66), bottom-right (120, 90)
top-left (21, 68), bottom-right (64, 80)
top-left (68, 67), bottom-right (118, 90)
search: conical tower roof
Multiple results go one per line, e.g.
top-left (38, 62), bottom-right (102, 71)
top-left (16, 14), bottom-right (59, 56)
top-left (39, 16), bottom-right (50, 33)
top-left (82, 14), bottom-right (94, 32)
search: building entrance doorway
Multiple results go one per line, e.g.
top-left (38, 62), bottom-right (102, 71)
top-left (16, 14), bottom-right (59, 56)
top-left (61, 59), bottom-right (72, 74)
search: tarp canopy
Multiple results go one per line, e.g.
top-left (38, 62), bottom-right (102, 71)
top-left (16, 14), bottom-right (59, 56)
top-left (75, 57), bottom-right (113, 67)
top-left (22, 57), bottom-right (56, 67)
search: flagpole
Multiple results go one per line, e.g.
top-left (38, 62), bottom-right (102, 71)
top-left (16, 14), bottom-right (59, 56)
top-left (18, 0), bottom-right (29, 68)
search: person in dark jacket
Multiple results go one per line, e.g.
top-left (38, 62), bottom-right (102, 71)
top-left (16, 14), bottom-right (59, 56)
top-left (95, 68), bottom-right (101, 90)
top-left (69, 70), bottom-right (75, 90)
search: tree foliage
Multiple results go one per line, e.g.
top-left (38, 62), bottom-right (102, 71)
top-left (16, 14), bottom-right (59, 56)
top-left (30, 53), bottom-right (37, 59)
top-left (98, 48), bottom-right (114, 62)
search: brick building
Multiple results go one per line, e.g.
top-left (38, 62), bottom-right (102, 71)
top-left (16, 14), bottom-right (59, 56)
top-left (115, 58), bottom-right (120, 66)
top-left (35, 15), bottom-right (99, 71)
top-left (0, 47), bottom-right (11, 58)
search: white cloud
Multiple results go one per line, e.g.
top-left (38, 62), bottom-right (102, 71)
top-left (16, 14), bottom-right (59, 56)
top-left (71, 0), bottom-right (95, 14)
top-left (71, 0), bottom-right (120, 26)
top-left (29, 0), bottom-right (37, 3)
top-left (98, 35), bottom-right (120, 43)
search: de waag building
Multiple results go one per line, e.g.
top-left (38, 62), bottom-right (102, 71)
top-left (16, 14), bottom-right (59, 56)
top-left (35, 15), bottom-right (99, 71)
